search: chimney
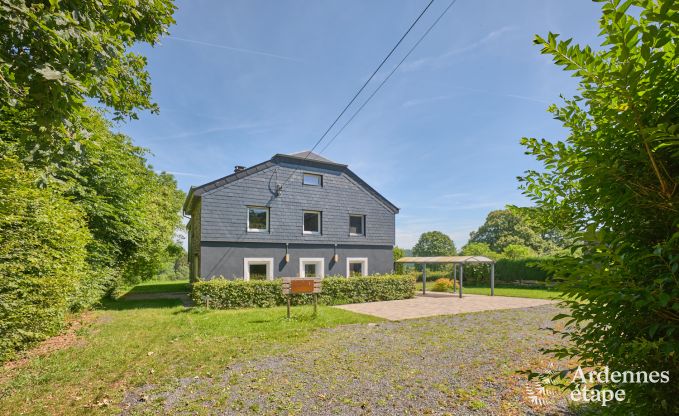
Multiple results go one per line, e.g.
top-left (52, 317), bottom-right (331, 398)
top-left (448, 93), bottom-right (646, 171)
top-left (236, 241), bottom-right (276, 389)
top-left (234, 165), bottom-right (246, 173)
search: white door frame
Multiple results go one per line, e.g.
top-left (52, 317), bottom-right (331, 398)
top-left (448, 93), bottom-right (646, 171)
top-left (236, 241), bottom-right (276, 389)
top-left (243, 257), bottom-right (274, 281)
top-left (346, 257), bottom-right (368, 277)
top-left (299, 257), bottom-right (325, 278)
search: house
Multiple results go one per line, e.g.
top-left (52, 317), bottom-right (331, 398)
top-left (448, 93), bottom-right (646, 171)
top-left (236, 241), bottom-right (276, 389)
top-left (183, 151), bottom-right (399, 281)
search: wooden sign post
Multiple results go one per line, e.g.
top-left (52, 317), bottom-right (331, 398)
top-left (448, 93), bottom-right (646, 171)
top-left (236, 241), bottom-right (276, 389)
top-left (282, 278), bottom-right (322, 318)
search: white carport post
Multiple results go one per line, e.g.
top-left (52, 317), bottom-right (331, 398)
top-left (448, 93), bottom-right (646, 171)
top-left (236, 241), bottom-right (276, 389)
top-left (490, 263), bottom-right (495, 296)
top-left (459, 263), bottom-right (464, 298)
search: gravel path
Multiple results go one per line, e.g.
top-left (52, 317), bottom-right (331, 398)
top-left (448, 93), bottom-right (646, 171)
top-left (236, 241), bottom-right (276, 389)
top-left (122, 305), bottom-right (571, 415)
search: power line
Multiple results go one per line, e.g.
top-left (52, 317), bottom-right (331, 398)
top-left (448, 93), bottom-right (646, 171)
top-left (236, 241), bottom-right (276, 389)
top-left (305, 0), bottom-right (436, 156)
top-left (278, 0), bottom-right (438, 190)
top-left (320, 0), bottom-right (459, 154)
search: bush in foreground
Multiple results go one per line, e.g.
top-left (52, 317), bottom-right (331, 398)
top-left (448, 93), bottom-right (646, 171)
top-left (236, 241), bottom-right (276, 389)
top-left (191, 274), bottom-right (415, 309)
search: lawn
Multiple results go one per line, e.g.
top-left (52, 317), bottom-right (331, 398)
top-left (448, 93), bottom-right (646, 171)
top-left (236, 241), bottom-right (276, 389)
top-left (0, 298), bottom-right (379, 415)
top-left (117, 279), bottom-right (191, 296)
top-left (418, 281), bottom-right (562, 300)
top-left (1, 287), bottom-right (571, 415)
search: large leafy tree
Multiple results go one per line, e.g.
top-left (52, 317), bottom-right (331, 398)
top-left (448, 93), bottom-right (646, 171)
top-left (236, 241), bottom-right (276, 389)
top-left (468, 209), bottom-right (562, 254)
top-left (0, 1), bottom-right (179, 360)
top-left (0, 0), bottom-right (175, 124)
top-left (520, 0), bottom-right (678, 413)
top-left (412, 231), bottom-right (456, 257)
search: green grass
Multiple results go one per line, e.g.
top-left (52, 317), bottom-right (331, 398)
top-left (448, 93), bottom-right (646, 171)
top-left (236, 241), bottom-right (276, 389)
top-left (417, 281), bottom-right (562, 300)
top-left (119, 279), bottom-right (190, 296)
top-left (0, 297), bottom-right (380, 415)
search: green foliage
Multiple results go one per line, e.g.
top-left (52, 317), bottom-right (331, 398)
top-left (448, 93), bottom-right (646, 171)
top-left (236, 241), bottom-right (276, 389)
top-left (520, 1), bottom-right (679, 413)
top-left (412, 231), bottom-right (456, 271)
top-left (468, 209), bottom-right (563, 254)
top-left (494, 258), bottom-right (551, 282)
top-left (412, 231), bottom-right (456, 257)
top-left (501, 244), bottom-right (537, 259)
top-left (0, 154), bottom-right (91, 361)
top-left (0, 0), bottom-right (175, 124)
top-left (393, 246), bottom-right (405, 273)
top-left (460, 242), bottom-right (501, 259)
top-left (0, 0), bottom-right (180, 362)
top-left (191, 275), bottom-right (416, 309)
top-left (0, 109), bottom-right (184, 360)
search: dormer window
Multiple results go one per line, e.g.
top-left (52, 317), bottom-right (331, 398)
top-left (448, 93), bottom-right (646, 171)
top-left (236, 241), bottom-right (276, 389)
top-left (303, 173), bottom-right (322, 186)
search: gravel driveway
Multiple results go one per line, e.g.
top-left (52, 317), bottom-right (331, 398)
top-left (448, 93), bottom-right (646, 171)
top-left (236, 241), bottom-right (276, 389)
top-left (122, 304), bottom-right (570, 415)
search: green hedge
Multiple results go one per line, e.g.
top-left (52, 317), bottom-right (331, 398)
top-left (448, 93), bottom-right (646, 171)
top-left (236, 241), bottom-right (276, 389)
top-left (191, 274), bottom-right (415, 309)
top-left (407, 258), bottom-right (553, 284)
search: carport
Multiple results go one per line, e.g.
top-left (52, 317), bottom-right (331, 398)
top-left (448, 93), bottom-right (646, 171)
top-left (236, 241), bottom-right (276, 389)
top-left (395, 256), bottom-right (495, 297)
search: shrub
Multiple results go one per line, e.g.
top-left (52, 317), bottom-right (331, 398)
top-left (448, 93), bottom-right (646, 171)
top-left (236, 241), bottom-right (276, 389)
top-left (0, 158), bottom-right (91, 362)
top-left (410, 269), bottom-right (452, 282)
top-left (191, 274), bottom-right (415, 309)
top-left (431, 278), bottom-right (452, 292)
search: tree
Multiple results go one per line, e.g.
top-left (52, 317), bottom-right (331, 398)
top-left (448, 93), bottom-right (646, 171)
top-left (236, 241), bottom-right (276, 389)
top-left (0, 152), bottom-right (91, 361)
top-left (501, 244), bottom-right (536, 259)
top-left (460, 242), bottom-right (501, 259)
top-left (468, 209), bottom-right (561, 254)
top-left (412, 231), bottom-right (456, 271)
top-left (519, 1), bottom-right (678, 413)
top-left (393, 246), bottom-right (406, 273)
top-left (0, 0), bottom-right (176, 124)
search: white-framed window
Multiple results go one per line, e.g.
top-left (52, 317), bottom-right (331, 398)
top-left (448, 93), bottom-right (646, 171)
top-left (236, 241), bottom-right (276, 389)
top-left (349, 214), bottom-right (365, 236)
top-left (346, 257), bottom-right (368, 277)
top-left (247, 206), bottom-right (269, 232)
top-left (303, 173), bottom-right (322, 186)
top-left (299, 258), bottom-right (325, 278)
top-left (303, 210), bottom-right (321, 234)
top-left (244, 258), bottom-right (274, 281)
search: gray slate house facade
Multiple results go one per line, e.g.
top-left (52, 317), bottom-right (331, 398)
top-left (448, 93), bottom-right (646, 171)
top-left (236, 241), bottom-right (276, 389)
top-left (183, 151), bottom-right (399, 281)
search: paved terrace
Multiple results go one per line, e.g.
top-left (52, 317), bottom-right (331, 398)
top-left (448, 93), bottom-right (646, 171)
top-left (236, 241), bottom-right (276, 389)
top-left (335, 292), bottom-right (555, 321)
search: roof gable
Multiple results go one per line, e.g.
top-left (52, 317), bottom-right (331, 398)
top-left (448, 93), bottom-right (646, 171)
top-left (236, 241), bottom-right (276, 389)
top-left (183, 151), bottom-right (399, 214)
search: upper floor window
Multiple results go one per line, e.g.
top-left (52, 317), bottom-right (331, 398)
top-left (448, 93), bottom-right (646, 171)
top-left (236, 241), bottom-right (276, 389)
top-left (247, 206), bottom-right (269, 232)
top-left (303, 211), bottom-right (321, 234)
top-left (303, 173), bottom-right (322, 186)
top-left (349, 214), bottom-right (365, 236)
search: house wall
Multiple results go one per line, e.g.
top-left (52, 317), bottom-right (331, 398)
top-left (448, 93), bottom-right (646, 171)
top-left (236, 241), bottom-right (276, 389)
top-left (199, 242), bottom-right (393, 279)
top-left (199, 162), bottom-right (396, 246)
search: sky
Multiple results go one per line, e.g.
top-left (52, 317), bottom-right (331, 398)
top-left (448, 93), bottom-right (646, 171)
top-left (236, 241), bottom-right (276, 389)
top-left (116, 0), bottom-right (603, 249)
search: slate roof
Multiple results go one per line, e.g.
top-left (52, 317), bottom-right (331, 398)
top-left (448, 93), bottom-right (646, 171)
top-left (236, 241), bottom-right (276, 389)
top-left (182, 151), bottom-right (399, 214)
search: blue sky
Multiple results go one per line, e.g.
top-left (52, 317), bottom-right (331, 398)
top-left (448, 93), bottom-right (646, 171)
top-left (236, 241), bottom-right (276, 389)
top-left (117, 0), bottom-right (603, 249)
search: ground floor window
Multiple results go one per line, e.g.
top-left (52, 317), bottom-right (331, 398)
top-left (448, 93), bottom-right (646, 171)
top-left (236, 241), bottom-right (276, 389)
top-left (346, 258), bottom-right (368, 277)
top-left (243, 258), bottom-right (274, 281)
top-left (299, 258), bottom-right (325, 278)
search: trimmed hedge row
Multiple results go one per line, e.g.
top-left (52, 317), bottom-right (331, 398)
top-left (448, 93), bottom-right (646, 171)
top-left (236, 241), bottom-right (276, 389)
top-left (408, 258), bottom-right (553, 284)
top-left (191, 274), bottom-right (415, 309)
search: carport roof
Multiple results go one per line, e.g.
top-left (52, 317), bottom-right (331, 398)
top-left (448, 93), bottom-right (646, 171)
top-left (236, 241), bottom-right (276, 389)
top-left (395, 256), bottom-right (495, 264)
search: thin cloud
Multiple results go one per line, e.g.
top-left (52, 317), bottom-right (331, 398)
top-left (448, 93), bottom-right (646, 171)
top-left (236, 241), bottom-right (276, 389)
top-left (401, 26), bottom-right (517, 72)
top-left (159, 171), bottom-right (209, 179)
top-left (147, 122), bottom-right (268, 141)
top-left (402, 95), bottom-right (453, 108)
top-left (403, 85), bottom-right (549, 106)
top-left (166, 35), bottom-right (302, 62)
